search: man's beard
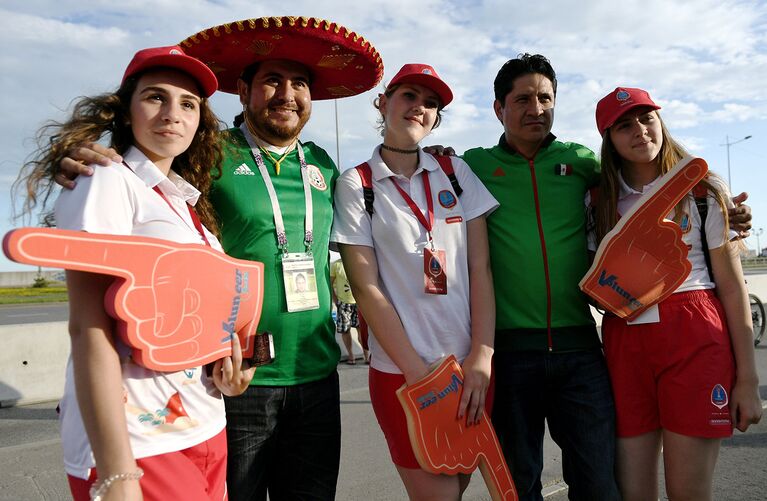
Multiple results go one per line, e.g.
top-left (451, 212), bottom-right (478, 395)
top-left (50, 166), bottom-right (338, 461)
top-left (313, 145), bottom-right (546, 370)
top-left (245, 106), bottom-right (310, 144)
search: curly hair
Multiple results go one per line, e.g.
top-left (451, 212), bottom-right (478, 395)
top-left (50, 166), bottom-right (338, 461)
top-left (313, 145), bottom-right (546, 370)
top-left (595, 111), bottom-right (729, 246)
top-left (15, 70), bottom-right (223, 234)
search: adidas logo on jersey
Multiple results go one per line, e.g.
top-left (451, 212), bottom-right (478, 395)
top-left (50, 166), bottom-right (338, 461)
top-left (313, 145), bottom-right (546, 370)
top-left (234, 163), bottom-right (255, 175)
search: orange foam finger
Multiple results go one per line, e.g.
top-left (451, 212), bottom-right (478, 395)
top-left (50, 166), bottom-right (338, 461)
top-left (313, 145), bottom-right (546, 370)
top-left (397, 356), bottom-right (517, 501)
top-left (580, 157), bottom-right (708, 320)
top-left (4, 227), bottom-right (266, 372)
top-left (3, 228), bottom-right (173, 286)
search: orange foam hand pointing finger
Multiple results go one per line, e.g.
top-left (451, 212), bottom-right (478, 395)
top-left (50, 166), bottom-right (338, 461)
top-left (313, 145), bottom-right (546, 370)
top-left (580, 157), bottom-right (708, 321)
top-left (397, 356), bottom-right (517, 501)
top-left (3, 228), bottom-right (264, 371)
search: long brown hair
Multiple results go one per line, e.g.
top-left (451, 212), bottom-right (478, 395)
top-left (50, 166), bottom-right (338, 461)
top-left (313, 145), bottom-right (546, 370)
top-left (595, 112), bottom-right (729, 245)
top-left (15, 70), bottom-right (223, 234)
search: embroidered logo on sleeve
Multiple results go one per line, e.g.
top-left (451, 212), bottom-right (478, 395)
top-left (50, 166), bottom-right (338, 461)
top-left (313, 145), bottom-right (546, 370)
top-left (438, 190), bottom-right (457, 209)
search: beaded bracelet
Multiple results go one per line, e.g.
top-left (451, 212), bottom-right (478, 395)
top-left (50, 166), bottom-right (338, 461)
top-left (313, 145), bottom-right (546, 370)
top-left (89, 467), bottom-right (144, 501)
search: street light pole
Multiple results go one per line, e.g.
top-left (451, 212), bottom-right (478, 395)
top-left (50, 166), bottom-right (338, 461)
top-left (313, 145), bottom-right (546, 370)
top-left (722, 134), bottom-right (752, 188)
top-left (334, 99), bottom-right (341, 168)
top-left (755, 228), bottom-right (764, 257)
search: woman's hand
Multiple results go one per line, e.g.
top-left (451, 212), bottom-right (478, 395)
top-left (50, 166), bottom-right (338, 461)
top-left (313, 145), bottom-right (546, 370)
top-left (212, 333), bottom-right (257, 396)
top-left (730, 377), bottom-right (763, 432)
top-left (402, 360), bottom-right (431, 387)
top-left (458, 347), bottom-right (493, 426)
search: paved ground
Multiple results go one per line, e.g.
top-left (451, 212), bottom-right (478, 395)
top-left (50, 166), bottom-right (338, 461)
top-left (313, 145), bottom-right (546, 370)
top-left (0, 360), bottom-right (565, 501)
top-left (1, 346), bottom-right (766, 500)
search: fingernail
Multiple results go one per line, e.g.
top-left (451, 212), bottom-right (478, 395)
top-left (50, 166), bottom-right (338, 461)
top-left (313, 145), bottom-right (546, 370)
top-left (85, 167), bottom-right (94, 175)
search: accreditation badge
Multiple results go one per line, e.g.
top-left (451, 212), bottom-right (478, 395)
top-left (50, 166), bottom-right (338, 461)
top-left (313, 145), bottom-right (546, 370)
top-left (282, 252), bottom-right (319, 312)
top-left (424, 248), bottom-right (447, 295)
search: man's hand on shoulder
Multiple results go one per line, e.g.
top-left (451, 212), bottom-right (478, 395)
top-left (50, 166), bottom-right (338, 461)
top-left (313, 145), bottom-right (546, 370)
top-left (57, 142), bottom-right (122, 190)
top-left (729, 192), bottom-right (752, 239)
top-left (422, 145), bottom-right (456, 157)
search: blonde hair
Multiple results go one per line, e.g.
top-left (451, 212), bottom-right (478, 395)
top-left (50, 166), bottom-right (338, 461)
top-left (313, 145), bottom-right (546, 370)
top-left (373, 83), bottom-right (444, 136)
top-left (595, 112), bottom-right (730, 246)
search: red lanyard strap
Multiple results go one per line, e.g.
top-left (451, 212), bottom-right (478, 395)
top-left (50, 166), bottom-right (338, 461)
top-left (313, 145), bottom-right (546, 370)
top-left (121, 161), bottom-right (211, 247)
top-left (390, 171), bottom-right (435, 247)
top-left (151, 186), bottom-right (211, 247)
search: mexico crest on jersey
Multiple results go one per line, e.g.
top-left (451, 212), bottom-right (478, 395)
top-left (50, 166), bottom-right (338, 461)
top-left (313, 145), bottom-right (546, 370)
top-left (306, 164), bottom-right (328, 191)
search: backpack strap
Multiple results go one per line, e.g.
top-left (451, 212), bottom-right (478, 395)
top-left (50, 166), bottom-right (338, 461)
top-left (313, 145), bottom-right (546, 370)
top-left (357, 155), bottom-right (464, 217)
top-left (354, 162), bottom-right (375, 217)
top-left (692, 183), bottom-right (712, 281)
top-left (432, 154), bottom-right (463, 197)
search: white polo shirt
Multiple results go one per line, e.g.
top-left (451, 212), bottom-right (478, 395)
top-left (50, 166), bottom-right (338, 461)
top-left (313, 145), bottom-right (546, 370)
top-left (331, 147), bottom-right (498, 374)
top-left (55, 147), bottom-right (226, 479)
top-left (587, 171), bottom-right (736, 293)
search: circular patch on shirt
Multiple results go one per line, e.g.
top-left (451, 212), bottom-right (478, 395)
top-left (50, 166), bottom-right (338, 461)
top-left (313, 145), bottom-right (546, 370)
top-left (306, 164), bottom-right (327, 191)
top-left (438, 190), bottom-right (457, 209)
top-left (679, 212), bottom-right (692, 234)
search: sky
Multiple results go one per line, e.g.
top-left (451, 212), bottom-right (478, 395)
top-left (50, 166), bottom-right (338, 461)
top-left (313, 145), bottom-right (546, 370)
top-left (2, 0), bottom-right (767, 271)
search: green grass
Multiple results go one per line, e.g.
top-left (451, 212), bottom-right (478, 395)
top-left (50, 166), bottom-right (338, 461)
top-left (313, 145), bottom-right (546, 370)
top-left (0, 286), bottom-right (69, 305)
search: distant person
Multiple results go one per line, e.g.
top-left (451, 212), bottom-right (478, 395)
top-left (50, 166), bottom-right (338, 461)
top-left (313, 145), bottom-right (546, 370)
top-left (592, 86), bottom-right (762, 500)
top-left (330, 259), bottom-right (367, 364)
top-left (17, 46), bottom-right (255, 501)
top-left (332, 63), bottom-right (498, 500)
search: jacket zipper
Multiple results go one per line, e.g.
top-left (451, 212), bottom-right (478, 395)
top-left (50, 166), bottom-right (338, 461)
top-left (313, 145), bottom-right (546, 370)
top-left (526, 157), bottom-right (554, 351)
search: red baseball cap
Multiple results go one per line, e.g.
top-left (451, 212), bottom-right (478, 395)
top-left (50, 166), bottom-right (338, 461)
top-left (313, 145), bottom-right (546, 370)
top-left (389, 64), bottom-right (453, 107)
top-left (122, 45), bottom-right (218, 98)
top-left (596, 87), bottom-right (661, 136)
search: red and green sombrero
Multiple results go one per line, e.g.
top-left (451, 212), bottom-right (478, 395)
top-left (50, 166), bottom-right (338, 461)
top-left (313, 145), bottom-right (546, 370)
top-left (179, 16), bottom-right (383, 100)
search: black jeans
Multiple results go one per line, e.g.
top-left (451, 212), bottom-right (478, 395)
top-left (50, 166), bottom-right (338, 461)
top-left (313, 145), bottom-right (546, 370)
top-left (492, 350), bottom-right (620, 501)
top-left (224, 371), bottom-right (341, 501)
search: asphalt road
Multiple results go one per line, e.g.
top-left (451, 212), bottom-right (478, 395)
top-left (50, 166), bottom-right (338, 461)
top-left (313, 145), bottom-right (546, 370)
top-left (0, 303), bottom-right (69, 326)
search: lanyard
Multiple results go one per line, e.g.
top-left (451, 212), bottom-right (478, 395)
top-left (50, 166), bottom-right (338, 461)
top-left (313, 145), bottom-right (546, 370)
top-left (151, 186), bottom-right (211, 247)
top-left (391, 170), bottom-right (435, 250)
top-left (122, 162), bottom-right (211, 247)
top-left (239, 123), bottom-right (314, 255)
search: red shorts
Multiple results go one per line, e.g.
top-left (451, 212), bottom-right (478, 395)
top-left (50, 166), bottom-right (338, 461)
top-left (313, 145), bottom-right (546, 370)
top-left (369, 368), bottom-right (420, 469)
top-left (67, 427), bottom-right (228, 501)
top-left (603, 289), bottom-right (735, 439)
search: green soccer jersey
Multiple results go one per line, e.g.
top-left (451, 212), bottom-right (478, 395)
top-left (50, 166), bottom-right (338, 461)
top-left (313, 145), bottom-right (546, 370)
top-left (211, 128), bottom-right (340, 385)
top-left (463, 134), bottom-right (602, 351)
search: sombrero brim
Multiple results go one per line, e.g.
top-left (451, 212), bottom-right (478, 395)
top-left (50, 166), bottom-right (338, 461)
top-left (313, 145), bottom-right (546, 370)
top-left (179, 16), bottom-right (384, 100)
